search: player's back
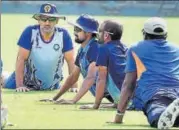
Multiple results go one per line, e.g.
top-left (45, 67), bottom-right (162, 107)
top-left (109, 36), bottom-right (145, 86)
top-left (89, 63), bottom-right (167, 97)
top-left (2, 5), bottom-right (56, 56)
top-left (103, 40), bottom-right (127, 89)
top-left (131, 39), bottom-right (179, 103)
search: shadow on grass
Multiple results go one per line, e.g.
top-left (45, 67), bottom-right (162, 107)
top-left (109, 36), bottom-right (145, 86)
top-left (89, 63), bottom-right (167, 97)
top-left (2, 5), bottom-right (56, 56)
top-left (72, 109), bottom-right (116, 112)
top-left (37, 102), bottom-right (94, 106)
top-left (71, 106), bottom-right (116, 112)
top-left (2, 89), bottom-right (57, 94)
top-left (104, 123), bottom-right (153, 129)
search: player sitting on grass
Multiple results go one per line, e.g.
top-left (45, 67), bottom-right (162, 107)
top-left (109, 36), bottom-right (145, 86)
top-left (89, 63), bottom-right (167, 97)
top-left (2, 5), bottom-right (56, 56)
top-left (79, 20), bottom-right (127, 109)
top-left (110, 17), bottom-right (179, 129)
top-left (2, 3), bottom-right (77, 92)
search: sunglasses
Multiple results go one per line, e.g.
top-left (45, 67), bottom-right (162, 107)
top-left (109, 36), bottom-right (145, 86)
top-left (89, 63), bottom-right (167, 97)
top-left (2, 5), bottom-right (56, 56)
top-left (40, 17), bottom-right (57, 22)
top-left (98, 29), bottom-right (114, 35)
top-left (74, 26), bottom-right (83, 33)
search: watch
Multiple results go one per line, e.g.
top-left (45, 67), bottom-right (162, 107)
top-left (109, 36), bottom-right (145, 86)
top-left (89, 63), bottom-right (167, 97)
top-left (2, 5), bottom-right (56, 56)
top-left (116, 109), bottom-right (124, 116)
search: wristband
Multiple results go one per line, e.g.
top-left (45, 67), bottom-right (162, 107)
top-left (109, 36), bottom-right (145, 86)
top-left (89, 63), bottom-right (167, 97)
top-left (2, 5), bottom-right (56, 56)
top-left (116, 109), bottom-right (124, 116)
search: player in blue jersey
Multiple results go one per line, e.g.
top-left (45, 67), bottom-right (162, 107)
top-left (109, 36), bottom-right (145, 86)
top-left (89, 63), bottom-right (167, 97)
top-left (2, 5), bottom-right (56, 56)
top-left (111, 17), bottom-right (179, 129)
top-left (40, 14), bottom-right (114, 104)
top-left (79, 20), bottom-right (127, 109)
top-left (3, 3), bottom-right (77, 92)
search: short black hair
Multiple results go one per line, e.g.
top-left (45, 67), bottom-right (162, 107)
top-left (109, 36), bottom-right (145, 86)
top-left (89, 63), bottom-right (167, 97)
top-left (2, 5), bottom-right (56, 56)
top-left (144, 33), bottom-right (167, 40)
top-left (103, 20), bottom-right (123, 40)
top-left (144, 27), bottom-right (167, 40)
top-left (92, 33), bottom-right (97, 38)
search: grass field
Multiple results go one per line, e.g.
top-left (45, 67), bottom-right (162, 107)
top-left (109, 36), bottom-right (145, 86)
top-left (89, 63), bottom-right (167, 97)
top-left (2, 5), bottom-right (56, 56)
top-left (1, 14), bottom-right (179, 129)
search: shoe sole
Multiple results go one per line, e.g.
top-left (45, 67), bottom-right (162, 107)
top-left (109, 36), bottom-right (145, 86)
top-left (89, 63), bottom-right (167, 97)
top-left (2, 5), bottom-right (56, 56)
top-left (158, 98), bottom-right (179, 129)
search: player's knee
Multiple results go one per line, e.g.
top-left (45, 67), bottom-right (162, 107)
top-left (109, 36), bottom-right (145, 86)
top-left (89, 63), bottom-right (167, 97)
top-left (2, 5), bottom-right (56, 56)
top-left (2, 71), bottom-right (10, 80)
top-left (1, 71), bottom-right (10, 88)
top-left (2, 71), bottom-right (16, 89)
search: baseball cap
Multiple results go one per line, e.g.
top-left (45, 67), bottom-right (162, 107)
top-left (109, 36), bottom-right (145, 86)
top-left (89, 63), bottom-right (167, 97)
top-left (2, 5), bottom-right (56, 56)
top-left (33, 3), bottom-right (64, 20)
top-left (143, 17), bottom-right (167, 35)
top-left (68, 14), bottom-right (99, 34)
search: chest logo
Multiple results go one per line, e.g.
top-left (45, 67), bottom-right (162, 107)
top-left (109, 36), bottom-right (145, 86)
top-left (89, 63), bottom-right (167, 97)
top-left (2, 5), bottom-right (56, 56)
top-left (53, 44), bottom-right (60, 51)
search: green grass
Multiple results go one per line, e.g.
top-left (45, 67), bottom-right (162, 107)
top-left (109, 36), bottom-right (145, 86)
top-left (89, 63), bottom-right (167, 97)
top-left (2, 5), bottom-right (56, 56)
top-left (3, 90), bottom-right (151, 129)
top-left (1, 14), bottom-right (179, 129)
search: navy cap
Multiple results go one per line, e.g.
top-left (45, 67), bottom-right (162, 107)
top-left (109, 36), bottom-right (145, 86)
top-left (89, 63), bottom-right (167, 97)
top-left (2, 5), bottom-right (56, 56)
top-left (69, 14), bottom-right (99, 34)
top-left (33, 3), bottom-right (63, 20)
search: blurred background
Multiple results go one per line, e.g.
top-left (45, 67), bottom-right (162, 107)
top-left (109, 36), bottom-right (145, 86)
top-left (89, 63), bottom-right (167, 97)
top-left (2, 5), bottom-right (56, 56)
top-left (1, 0), bottom-right (179, 72)
top-left (2, 1), bottom-right (179, 16)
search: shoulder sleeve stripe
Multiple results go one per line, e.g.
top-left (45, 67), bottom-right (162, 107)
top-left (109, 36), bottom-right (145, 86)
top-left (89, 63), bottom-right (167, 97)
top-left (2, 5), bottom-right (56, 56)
top-left (132, 51), bottom-right (146, 80)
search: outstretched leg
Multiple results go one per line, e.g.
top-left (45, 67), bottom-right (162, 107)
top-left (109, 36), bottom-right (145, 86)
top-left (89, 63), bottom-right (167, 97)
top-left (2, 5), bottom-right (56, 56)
top-left (158, 98), bottom-right (179, 129)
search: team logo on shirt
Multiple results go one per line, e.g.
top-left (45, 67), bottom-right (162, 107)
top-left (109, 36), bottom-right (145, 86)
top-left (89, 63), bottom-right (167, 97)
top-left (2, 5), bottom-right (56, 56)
top-left (53, 44), bottom-right (60, 51)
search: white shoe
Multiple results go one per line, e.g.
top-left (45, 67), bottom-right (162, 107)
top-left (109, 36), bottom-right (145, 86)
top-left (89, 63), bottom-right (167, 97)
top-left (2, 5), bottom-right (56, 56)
top-left (1, 71), bottom-right (10, 87)
top-left (158, 98), bottom-right (179, 129)
top-left (1, 105), bottom-right (8, 128)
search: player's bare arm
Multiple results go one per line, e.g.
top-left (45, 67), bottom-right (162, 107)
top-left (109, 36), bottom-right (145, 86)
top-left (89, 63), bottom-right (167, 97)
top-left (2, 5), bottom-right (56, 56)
top-left (64, 49), bottom-right (78, 91)
top-left (93, 66), bottom-right (108, 109)
top-left (72, 62), bottom-right (97, 103)
top-left (59, 62), bottom-right (97, 104)
top-left (16, 47), bottom-right (30, 92)
top-left (40, 66), bottom-right (80, 102)
top-left (80, 66), bottom-right (107, 109)
top-left (112, 72), bottom-right (137, 123)
top-left (52, 66), bottom-right (80, 101)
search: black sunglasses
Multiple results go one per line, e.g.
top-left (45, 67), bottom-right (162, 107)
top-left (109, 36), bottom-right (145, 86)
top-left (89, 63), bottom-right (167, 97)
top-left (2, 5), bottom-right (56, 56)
top-left (98, 29), bottom-right (114, 35)
top-left (40, 17), bottom-right (57, 22)
top-left (74, 26), bottom-right (82, 33)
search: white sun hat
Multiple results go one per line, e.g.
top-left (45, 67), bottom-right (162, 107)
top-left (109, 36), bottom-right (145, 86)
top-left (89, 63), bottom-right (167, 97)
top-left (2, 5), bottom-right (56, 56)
top-left (143, 17), bottom-right (167, 35)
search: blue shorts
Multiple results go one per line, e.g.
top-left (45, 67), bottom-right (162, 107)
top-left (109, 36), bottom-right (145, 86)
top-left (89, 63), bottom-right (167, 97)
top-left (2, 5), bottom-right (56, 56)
top-left (129, 87), bottom-right (144, 111)
top-left (128, 96), bottom-right (143, 111)
top-left (143, 89), bottom-right (179, 127)
top-left (4, 72), bottom-right (60, 90)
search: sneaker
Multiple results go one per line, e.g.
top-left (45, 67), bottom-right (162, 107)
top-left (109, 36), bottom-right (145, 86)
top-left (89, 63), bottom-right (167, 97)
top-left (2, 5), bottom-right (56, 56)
top-left (158, 98), bottom-right (179, 129)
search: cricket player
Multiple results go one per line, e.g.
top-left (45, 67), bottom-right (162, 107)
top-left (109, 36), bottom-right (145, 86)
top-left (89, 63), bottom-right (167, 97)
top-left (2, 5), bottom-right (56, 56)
top-left (111, 17), bottom-right (179, 129)
top-left (79, 20), bottom-right (127, 109)
top-left (3, 3), bottom-right (77, 92)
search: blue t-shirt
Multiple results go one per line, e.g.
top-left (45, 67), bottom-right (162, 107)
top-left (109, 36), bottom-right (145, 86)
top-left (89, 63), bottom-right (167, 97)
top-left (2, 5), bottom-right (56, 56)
top-left (96, 40), bottom-right (127, 90)
top-left (17, 25), bottom-right (73, 90)
top-left (75, 38), bottom-right (99, 78)
top-left (126, 39), bottom-right (179, 105)
top-left (18, 25), bottom-right (73, 52)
